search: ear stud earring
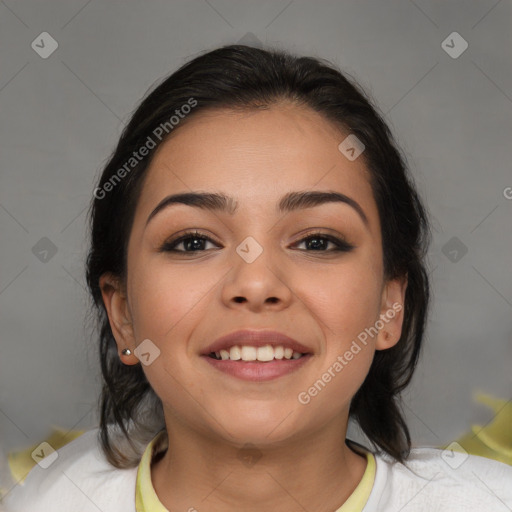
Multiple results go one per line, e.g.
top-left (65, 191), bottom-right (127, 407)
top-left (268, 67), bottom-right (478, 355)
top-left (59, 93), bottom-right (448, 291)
top-left (122, 348), bottom-right (132, 356)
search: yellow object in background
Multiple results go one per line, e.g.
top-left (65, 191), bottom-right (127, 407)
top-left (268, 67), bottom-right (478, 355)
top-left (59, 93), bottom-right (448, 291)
top-left (7, 426), bottom-right (86, 484)
top-left (444, 392), bottom-right (512, 466)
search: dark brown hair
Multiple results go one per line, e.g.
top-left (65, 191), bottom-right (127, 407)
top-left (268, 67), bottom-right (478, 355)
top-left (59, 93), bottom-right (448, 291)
top-left (85, 43), bottom-right (431, 468)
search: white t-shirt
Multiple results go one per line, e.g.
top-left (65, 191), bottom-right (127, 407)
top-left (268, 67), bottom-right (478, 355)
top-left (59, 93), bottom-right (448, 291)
top-left (1, 428), bottom-right (511, 511)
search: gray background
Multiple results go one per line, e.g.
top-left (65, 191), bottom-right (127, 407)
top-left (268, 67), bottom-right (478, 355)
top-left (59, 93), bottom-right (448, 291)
top-left (1, 0), bottom-right (511, 487)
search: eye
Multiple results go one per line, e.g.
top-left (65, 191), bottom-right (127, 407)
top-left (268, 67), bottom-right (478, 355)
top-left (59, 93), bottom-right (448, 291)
top-left (159, 231), bottom-right (220, 253)
top-left (292, 232), bottom-right (355, 252)
top-left (159, 230), bottom-right (355, 254)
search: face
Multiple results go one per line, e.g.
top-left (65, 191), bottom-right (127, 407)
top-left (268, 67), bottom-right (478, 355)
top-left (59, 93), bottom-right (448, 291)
top-left (100, 103), bottom-right (407, 446)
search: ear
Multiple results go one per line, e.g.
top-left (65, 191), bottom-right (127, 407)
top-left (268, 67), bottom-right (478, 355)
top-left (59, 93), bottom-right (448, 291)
top-left (99, 272), bottom-right (139, 365)
top-left (375, 273), bottom-right (408, 351)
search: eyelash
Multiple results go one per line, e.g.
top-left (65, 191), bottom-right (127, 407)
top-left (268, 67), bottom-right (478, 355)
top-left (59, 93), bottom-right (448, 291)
top-left (159, 230), bottom-right (355, 254)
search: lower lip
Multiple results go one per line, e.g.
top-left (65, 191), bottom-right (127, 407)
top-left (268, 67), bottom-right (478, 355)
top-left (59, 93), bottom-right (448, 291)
top-left (202, 354), bottom-right (312, 381)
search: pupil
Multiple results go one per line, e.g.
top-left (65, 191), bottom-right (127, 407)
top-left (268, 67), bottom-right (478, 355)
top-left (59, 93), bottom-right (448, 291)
top-left (308, 237), bottom-right (326, 250)
top-left (187, 238), bottom-right (204, 251)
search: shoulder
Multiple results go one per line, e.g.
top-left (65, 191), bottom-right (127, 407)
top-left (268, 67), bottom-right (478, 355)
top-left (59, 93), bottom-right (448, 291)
top-left (365, 446), bottom-right (512, 511)
top-left (0, 428), bottom-right (138, 512)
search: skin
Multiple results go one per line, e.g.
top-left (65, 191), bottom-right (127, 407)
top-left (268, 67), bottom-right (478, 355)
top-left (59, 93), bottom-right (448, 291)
top-left (100, 102), bottom-right (407, 512)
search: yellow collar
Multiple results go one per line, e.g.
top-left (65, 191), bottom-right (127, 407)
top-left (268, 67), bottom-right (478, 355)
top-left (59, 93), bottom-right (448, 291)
top-left (135, 432), bottom-right (375, 512)
top-left (135, 430), bottom-right (168, 512)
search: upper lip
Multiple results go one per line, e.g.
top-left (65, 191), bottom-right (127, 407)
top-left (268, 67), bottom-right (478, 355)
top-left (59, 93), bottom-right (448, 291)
top-left (202, 329), bottom-right (312, 355)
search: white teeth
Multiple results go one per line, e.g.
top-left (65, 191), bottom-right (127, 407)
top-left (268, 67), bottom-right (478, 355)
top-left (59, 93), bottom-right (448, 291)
top-left (212, 345), bottom-right (305, 362)
top-left (241, 346), bottom-right (257, 361)
top-left (257, 345), bottom-right (274, 362)
top-left (229, 346), bottom-right (241, 360)
top-left (274, 346), bottom-right (284, 359)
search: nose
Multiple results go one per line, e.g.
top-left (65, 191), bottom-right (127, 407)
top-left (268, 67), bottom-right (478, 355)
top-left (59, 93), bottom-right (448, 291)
top-left (220, 240), bottom-right (293, 312)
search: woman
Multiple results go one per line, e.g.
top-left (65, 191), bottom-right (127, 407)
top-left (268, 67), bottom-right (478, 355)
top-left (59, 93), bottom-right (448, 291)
top-left (3, 44), bottom-right (511, 512)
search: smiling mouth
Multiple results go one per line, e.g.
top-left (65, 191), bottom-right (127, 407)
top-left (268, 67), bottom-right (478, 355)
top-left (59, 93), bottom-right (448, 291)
top-left (207, 344), bottom-right (307, 362)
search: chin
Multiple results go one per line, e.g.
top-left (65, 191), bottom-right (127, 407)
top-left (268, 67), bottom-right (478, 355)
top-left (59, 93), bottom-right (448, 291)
top-left (210, 406), bottom-right (302, 446)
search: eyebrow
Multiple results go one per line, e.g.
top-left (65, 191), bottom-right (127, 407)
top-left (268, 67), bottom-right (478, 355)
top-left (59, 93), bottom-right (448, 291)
top-left (145, 190), bottom-right (369, 228)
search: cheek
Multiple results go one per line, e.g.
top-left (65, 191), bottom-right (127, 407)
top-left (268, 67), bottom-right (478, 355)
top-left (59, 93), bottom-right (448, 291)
top-left (296, 264), bottom-right (380, 418)
top-left (301, 260), bottom-right (383, 345)
top-left (127, 257), bottom-right (225, 343)
top-left (126, 260), bottom-right (214, 408)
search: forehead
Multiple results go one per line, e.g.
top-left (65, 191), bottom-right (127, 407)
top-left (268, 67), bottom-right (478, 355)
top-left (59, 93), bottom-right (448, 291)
top-left (136, 104), bottom-right (380, 231)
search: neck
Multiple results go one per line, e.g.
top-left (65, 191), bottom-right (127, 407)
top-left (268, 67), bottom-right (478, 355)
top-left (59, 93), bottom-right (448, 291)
top-left (151, 416), bottom-right (368, 512)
